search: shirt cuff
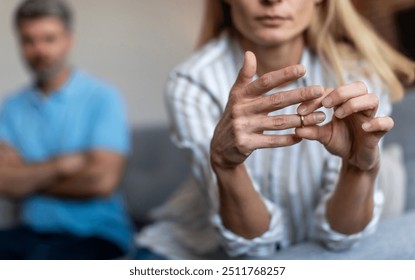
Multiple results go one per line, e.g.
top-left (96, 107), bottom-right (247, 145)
top-left (211, 198), bottom-right (284, 257)
top-left (315, 189), bottom-right (384, 251)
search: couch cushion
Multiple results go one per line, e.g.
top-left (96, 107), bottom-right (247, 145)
top-left (0, 198), bottom-right (19, 229)
top-left (384, 89), bottom-right (415, 211)
top-left (121, 126), bottom-right (190, 224)
top-left (256, 211), bottom-right (415, 260)
top-left (378, 144), bottom-right (406, 218)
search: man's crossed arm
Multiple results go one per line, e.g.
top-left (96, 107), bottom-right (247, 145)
top-left (0, 143), bottom-right (125, 199)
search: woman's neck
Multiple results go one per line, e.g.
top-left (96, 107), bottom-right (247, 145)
top-left (238, 35), bottom-right (305, 76)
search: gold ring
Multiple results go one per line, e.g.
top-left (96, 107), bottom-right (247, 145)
top-left (299, 115), bottom-right (305, 128)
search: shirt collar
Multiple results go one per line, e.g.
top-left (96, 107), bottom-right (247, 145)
top-left (28, 69), bottom-right (80, 105)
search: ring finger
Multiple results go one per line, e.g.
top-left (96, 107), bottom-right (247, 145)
top-left (252, 111), bottom-right (327, 132)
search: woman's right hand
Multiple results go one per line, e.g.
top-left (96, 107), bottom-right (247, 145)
top-left (210, 51), bottom-right (326, 169)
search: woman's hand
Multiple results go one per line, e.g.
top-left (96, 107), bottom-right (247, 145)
top-left (210, 51), bottom-right (326, 169)
top-left (210, 51), bottom-right (325, 238)
top-left (296, 82), bottom-right (394, 171)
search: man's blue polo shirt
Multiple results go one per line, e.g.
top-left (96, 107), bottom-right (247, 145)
top-left (0, 70), bottom-right (133, 252)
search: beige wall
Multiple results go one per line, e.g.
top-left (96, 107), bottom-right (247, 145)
top-left (0, 0), bottom-right (204, 127)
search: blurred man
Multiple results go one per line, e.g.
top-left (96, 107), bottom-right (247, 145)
top-left (0, 0), bottom-right (133, 259)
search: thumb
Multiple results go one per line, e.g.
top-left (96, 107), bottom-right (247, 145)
top-left (234, 51), bottom-right (257, 89)
top-left (295, 122), bottom-right (332, 146)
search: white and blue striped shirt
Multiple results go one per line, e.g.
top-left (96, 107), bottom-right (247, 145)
top-left (136, 33), bottom-right (391, 259)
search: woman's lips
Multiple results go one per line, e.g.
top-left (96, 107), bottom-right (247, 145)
top-left (256, 15), bottom-right (290, 26)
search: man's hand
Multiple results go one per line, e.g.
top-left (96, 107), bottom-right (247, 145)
top-left (41, 150), bottom-right (125, 198)
top-left (0, 144), bottom-right (23, 167)
top-left (0, 146), bottom-right (61, 198)
top-left (53, 153), bottom-right (87, 177)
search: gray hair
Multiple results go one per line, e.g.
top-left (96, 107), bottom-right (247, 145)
top-left (14, 0), bottom-right (73, 31)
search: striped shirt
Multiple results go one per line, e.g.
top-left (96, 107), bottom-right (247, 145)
top-left (136, 32), bottom-right (391, 259)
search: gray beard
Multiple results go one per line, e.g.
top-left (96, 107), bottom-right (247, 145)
top-left (29, 59), bottom-right (66, 84)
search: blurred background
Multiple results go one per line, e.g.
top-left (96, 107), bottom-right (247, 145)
top-left (0, 0), bottom-right (204, 127)
top-left (352, 0), bottom-right (415, 61)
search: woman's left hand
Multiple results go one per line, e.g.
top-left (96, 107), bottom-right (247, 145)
top-left (295, 81), bottom-right (394, 171)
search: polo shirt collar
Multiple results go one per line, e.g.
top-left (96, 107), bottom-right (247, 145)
top-left (28, 69), bottom-right (80, 105)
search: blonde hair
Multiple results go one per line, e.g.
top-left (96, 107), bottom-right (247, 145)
top-left (198, 0), bottom-right (415, 101)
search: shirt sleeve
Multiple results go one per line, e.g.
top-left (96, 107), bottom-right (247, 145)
top-left (0, 99), bottom-right (16, 147)
top-left (314, 78), bottom-right (391, 250)
top-left (165, 73), bottom-right (285, 257)
top-left (86, 87), bottom-right (130, 155)
top-left (314, 154), bottom-right (384, 250)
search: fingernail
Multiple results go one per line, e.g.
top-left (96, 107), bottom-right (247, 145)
top-left (322, 97), bottom-right (332, 107)
top-left (362, 122), bottom-right (372, 131)
top-left (298, 106), bottom-right (307, 114)
top-left (296, 65), bottom-right (306, 77)
top-left (316, 113), bottom-right (326, 122)
top-left (313, 87), bottom-right (323, 96)
top-left (335, 108), bottom-right (344, 118)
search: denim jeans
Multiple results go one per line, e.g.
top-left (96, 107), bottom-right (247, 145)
top-left (0, 225), bottom-right (124, 260)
